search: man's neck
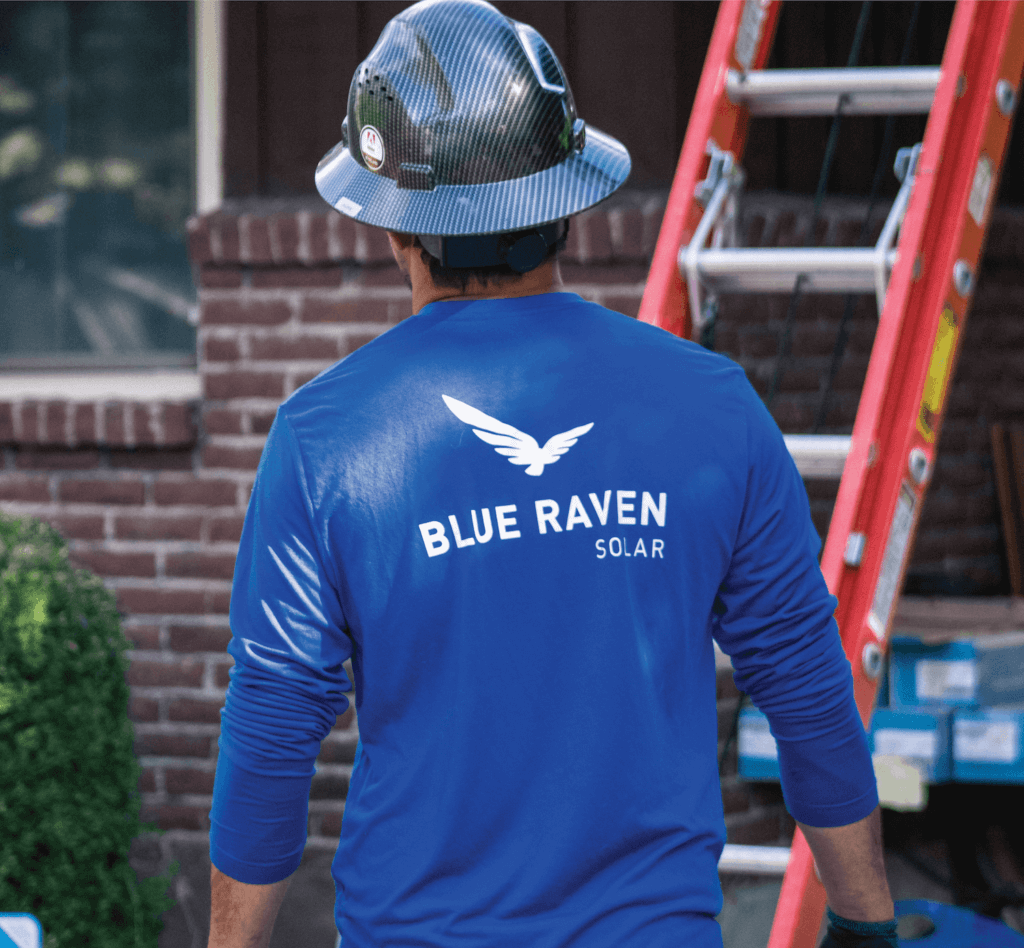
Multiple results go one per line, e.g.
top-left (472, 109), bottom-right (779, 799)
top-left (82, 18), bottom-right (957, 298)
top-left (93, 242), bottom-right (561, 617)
top-left (410, 260), bottom-right (559, 314)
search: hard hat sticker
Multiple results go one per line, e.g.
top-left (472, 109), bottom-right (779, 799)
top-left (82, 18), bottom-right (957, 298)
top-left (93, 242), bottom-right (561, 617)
top-left (360, 126), bottom-right (385, 172)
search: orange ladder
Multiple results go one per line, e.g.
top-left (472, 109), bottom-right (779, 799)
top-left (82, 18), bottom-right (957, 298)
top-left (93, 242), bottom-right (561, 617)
top-left (638, 2), bottom-right (1024, 946)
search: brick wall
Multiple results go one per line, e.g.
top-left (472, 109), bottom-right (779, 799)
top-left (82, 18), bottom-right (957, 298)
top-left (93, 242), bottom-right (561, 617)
top-left (2, 193), bottom-right (1022, 941)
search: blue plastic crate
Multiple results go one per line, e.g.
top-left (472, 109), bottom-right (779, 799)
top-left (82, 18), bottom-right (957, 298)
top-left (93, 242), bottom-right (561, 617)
top-left (896, 899), bottom-right (1024, 946)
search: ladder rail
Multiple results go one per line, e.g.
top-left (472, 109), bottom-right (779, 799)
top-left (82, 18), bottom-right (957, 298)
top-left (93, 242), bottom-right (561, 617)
top-left (769, 3), bottom-right (1024, 947)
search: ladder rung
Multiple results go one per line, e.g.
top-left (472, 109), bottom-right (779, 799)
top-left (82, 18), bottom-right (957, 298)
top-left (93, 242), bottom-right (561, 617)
top-left (727, 66), bottom-right (941, 116)
top-left (784, 435), bottom-right (852, 479)
top-left (719, 843), bottom-right (791, 875)
top-left (689, 248), bottom-right (896, 295)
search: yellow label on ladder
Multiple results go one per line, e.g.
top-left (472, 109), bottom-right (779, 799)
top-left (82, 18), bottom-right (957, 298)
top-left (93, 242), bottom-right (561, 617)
top-left (916, 306), bottom-right (959, 442)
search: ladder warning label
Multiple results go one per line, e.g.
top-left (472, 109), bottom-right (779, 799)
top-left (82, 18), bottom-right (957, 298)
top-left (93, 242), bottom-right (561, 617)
top-left (868, 482), bottom-right (916, 640)
top-left (917, 306), bottom-right (959, 443)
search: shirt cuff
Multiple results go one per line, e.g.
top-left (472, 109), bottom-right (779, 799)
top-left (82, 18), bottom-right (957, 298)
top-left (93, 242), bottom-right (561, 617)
top-left (209, 749), bottom-right (314, 884)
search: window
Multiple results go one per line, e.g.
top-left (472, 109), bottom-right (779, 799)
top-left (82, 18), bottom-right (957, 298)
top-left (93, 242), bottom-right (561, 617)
top-left (0, 1), bottom-right (196, 370)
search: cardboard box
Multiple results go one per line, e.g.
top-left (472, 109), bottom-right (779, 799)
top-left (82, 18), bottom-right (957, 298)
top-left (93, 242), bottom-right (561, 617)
top-left (737, 706), bottom-right (779, 781)
top-left (868, 707), bottom-right (952, 783)
top-left (953, 707), bottom-right (1024, 784)
top-left (888, 631), bottom-right (1024, 708)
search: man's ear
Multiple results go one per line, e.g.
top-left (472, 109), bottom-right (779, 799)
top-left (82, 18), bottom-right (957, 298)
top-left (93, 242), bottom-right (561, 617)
top-left (387, 231), bottom-right (416, 251)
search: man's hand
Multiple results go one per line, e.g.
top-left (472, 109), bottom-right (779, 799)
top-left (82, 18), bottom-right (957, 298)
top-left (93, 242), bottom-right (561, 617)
top-left (208, 864), bottom-right (293, 948)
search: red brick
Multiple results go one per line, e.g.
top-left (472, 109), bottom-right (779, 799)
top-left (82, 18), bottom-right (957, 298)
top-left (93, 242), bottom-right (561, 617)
top-left (291, 370), bottom-right (322, 391)
top-left (70, 550), bottom-right (156, 578)
top-left (127, 657), bottom-right (205, 688)
top-left (140, 805), bottom-right (208, 832)
top-left (251, 267), bottom-right (343, 289)
top-left (123, 624), bottom-right (160, 649)
top-left (160, 404), bottom-right (199, 446)
top-left (19, 402), bottom-right (41, 441)
top-left (204, 370), bottom-right (285, 400)
top-left (302, 298), bottom-right (392, 323)
top-left (249, 335), bottom-right (340, 361)
top-left (604, 294), bottom-right (642, 318)
top-left (138, 768), bottom-right (157, 793)
top-left (45, 515), bottom-right (105, 540)
top-left (169, 624), bottom-right (232, 653)
top-left (104, 404), bottom-right (127, 444)
top-left (250, 412), bottom-right (275, 435)
top-left (168, 698), bottom-right (223, 724)
top-left (202, 445), bottom-right (264, 470)
top-left (117, 587), bottom-right (206, 615)
top-left (165, 767), bottom-right (216, 795)
top-left (115, 515), bottom-right (202, 541)
top-left (16, 448), bottom-right (100, 470)
top-left (204, 298), bottom-right (290, 327)
top-left (334, 706), bottom-right (356, 731)
top-left (334, 214), bottom-right (357, 260)
top-left (582, 211), bottom-right (612, 263)
top-left (0, 403), bottom-right (15, 441)
top-left (45, 402), bottom-right (68, 443)
top-left (166, 552), bottom-right (237, 580)
top-left (207, 589), bottom-right (232, 614)
top-left (187, 217), bottom-right (212, 266)
top-left (59, 478), bottom-right (145, 505)
top-left (203, 336), bottom-right (241, 362)
top-left (722, 782), bottom-right (753, 815)
top-left (130, 696), bottom-right (159, 722)
top-left (557, 262), bottom-right (649, 285)
top-left (0, 476), bottom-right (50, 502)
top-left (243, 215), bottom-right (273, 265)
top-left (358, 266), bottom-right (407, 287)
top-left (200, 267), bottom-right (244, 289)
top-left (310, 772), bottom-right (349, 800)
top-left (155, 478), bottom-right (238, 506)
top-left (308, 214), bottom-right (331, 264)
top-left (271, 214), bottom-right (301, 263)
top-left (614, 208), bottom-right (645, 262)
top-left (203, 409), bottom-right (244, 435)
top-left (214, 662), bottom-right (233, 688)
top-left (317, 737), bottom-right (357, 765)
top-left (642, 204), bottom-right (665, 258)
top-left (319, 812), bottom-right (344, 837)
top-left (355, 223), bottom-right (394, 264)
top-left (345, 333), bottom-right (378, 356)
top-left (72, 404), bottom-right (97, 444)
top-left (109, 448), bottom-right (194, 471)
top-left (212, 214), bottom-right (240, 264)
top-left (563, 215), bottom-right (583, 261)
top-left (207, 514), bottom-right (246, 542)
top-left (135, 733), bottom-right (212, 758)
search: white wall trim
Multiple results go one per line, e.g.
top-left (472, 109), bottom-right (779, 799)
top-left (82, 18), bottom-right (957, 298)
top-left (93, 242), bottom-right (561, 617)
top-left (195, 0), bottom-right (225, 215)
top-left (0, 371), bottom-right (202, 402)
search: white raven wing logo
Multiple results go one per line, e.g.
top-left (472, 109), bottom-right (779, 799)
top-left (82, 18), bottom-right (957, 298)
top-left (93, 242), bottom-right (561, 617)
top-left (442, 394), bottom-right (593, 476)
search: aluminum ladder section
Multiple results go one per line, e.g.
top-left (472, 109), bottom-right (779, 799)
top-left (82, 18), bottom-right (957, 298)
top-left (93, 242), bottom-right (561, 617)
top-left (639, 3), bottom-right (1024, 947)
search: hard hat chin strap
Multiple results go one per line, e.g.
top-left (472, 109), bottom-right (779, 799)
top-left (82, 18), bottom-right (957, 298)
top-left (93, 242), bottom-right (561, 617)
top-left (418, 220), bottom-right (566, 274)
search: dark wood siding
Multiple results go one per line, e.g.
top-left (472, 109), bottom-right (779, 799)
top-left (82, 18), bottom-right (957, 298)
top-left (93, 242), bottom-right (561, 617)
top-left (224, 1), bottom-right (1022, 204)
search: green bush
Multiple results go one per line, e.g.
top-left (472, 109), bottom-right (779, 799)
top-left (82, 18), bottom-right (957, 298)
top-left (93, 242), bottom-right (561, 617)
top-left (0, 514), bottom-right (177, 947)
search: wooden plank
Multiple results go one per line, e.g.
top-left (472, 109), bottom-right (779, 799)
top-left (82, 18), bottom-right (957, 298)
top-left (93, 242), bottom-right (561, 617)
top-left (992, 423), bottom-right (1022, 595)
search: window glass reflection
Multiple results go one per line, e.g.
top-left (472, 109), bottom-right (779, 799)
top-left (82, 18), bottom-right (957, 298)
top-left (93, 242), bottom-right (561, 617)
top-left (0, 1), bottom-right (195, 369)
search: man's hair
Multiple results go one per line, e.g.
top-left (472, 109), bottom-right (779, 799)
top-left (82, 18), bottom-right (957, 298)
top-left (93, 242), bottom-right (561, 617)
top-left (416, 219), bottom-right (570, 292)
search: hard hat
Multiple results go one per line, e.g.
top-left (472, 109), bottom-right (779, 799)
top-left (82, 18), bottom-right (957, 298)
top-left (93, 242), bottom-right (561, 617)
top-left (314, 0), bottom-right (631, 266)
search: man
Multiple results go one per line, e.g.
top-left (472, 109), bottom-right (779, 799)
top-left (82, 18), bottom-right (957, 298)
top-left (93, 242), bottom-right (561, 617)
top-left (208, 2), bottom-right (896, 947)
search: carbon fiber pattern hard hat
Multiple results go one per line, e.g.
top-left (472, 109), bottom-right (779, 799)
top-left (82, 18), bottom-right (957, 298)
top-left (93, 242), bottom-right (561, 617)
top-left (315, 0), bottom-right (631, 236)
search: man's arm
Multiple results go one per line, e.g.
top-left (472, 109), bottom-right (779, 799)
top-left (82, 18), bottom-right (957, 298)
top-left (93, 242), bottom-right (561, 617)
top-left (800, 806), bottom-right (894, 922)
top-left (208, 865), bottom-right (293, 948)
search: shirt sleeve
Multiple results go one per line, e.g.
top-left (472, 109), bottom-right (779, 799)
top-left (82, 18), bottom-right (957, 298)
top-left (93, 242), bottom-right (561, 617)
top-left (210, 411), bottom-right (354, 883)
top-left (712, 385), bottom-right (878, 828)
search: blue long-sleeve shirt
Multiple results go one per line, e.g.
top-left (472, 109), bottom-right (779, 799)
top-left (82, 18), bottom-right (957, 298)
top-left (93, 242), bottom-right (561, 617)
top-left (211, 292), bottom-right (877, 948)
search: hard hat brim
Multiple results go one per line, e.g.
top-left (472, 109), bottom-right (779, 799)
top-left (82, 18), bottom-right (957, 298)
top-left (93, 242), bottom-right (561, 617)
top-left (314, 125), bottom-right (631, 236)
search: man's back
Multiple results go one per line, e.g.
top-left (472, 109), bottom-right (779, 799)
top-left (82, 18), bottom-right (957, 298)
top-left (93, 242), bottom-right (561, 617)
top-left (225, 292), bottom-right (852, 947)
